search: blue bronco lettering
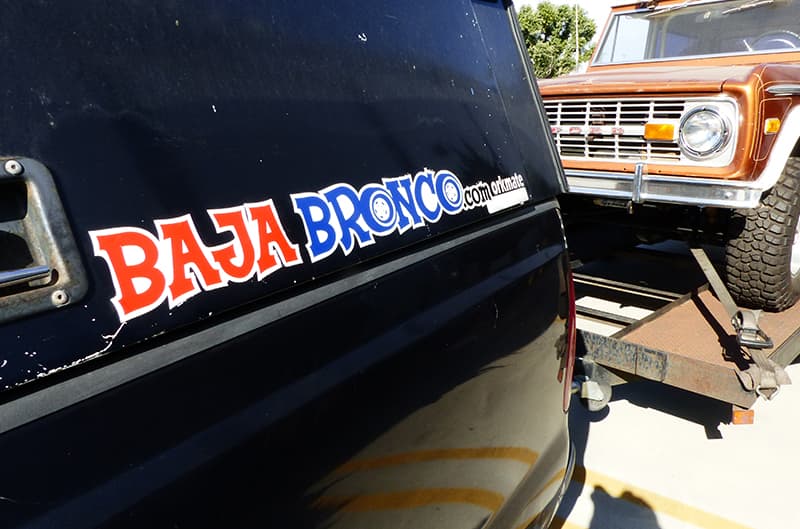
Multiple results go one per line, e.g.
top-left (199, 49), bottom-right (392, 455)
top-left (291, 169), bottom-right (465, 262)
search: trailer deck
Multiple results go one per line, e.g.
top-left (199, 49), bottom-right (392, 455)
top-left (574, 243), bottom-right (800, 411)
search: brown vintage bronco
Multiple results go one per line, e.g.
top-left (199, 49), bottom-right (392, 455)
top-left (540, 0), bottom-right (800, 311)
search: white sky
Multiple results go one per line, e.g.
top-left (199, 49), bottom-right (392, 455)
top-left (514, 0), bottom-right (620, 33)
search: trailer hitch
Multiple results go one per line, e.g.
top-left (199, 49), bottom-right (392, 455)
top-left (689, 246), bottom-right (790, 399)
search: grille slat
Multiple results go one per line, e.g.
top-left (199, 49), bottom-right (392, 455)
top-left (543, 98), bottom-right (687, 163)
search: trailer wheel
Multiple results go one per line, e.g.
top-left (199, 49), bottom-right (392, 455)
top-left (725, 157), bottom-right (800, 311)
top-left (580, 381), bottom-right (612, 413)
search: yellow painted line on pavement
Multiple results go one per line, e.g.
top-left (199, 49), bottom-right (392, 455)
top-left (567, 466), bottom-right (754, 529)
top-left (314, 487), bottom-right (505, 512)
top-left (334, 447), bottom-right (538, 474)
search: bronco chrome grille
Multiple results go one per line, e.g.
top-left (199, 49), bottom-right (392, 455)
top-left (544, 98), bottom-right (687, 163)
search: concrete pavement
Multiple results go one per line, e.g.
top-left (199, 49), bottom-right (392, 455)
top-left (554, 361), bottom-right (800, 529)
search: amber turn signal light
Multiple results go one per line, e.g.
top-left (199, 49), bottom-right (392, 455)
top-left (644, 123), bottom-right (676, 141)
top-left (764, 118), bottom-right (781, 135)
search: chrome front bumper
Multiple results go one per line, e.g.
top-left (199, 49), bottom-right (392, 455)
top-left (566, 168), bottom-right (763, 209)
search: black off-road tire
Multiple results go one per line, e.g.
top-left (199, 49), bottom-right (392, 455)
top-left (725, 157), bottom-right (800, 311)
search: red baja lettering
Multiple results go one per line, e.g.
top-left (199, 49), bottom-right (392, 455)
top-left (92, 198), bottom-right (305, 323)
top-left (209, 207), bottom-right (257, 282)
top-left (247, 200), bottom-right (303, 279)
top-left (156, 215), bottom-right (224, 307)
top-left (89, 228), bottom-right (167, 322)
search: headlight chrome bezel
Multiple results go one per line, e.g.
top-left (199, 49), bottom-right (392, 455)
top-left (678, 104), bottom-right (734, 162)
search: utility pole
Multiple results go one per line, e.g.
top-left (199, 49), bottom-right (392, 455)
top-left (575, 3), bottom-right (579, 70)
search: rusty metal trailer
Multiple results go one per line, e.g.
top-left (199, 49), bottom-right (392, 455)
top-left (573, 243), bottom-right (800, 422)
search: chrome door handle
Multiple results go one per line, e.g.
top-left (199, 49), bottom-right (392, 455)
top-left (0, 265), bottom-right (52, 289)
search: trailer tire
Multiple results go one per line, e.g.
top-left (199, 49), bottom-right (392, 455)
top-left (725, 157), bottom-right (800, 312)
top-left (580, 380), bottom-right (612, 413)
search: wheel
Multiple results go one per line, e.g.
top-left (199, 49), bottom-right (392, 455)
top-left (576, 378), bottom-right (612, 412)
top-left (725, 157), bottom-right (800, 311)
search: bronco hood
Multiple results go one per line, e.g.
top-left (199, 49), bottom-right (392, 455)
top-left (538, 64), bottom-right (762, 97)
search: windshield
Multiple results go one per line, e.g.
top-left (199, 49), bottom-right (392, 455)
top-left (594, 0), bottom-right (800, 65)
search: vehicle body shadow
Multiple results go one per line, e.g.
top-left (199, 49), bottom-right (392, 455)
top-left (552, 399), bottom-right (663, 528)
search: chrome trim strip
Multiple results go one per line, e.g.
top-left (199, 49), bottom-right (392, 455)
top-left (591, 47), bottom-right (800, 68)
top-left (632, 163), bottom-right (645, 203)
top-left (566, 169), bottom-right (763, 208)
top-left (766, 84), bottom-right (800, 96)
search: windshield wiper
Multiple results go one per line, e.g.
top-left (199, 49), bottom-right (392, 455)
top-left (722, 0), bottom-right (774, 15)
top-left (642, 0), bottom-right (773, 18)
top-left (642, 0), bottom-right (706, 18)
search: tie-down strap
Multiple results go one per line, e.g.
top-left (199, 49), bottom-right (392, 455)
top-left (689, 246), bottom-right (787, 399)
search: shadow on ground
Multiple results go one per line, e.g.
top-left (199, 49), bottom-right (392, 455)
top-left (551, 394), bottom-right (664, 529)
top-left (611, 379), bottom-right (732, 439)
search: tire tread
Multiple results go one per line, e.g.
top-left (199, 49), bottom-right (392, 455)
top-left (725, 157), bottom-right (800, 311)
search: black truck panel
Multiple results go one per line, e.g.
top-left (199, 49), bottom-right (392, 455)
top-left (1, 0), bottom-right (562, 390)
top-left (0, 1), bottom-right (572, 528)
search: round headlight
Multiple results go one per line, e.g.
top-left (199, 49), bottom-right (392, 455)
top-left (679, 108), bottom-right (730, 159)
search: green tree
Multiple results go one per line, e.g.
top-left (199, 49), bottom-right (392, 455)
top-left (517, 2), bottom-right (596, 79)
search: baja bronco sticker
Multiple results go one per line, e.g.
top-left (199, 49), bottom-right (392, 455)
top-left (291, 169), bottom-right (465, 263)
top-left (90, 169), bottom-right (529, 322)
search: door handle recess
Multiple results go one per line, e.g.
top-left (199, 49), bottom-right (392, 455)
top-left (0, 157), bottom-right (87, 323)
